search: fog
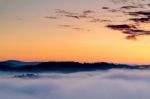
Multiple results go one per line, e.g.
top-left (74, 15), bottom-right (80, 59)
top-left (0, 69), bottom-right (150, 99)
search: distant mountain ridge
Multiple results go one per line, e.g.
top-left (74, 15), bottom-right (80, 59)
top-left (0, 60), bottom-right (41, 67)
top-left (0, 60), bottom-right (145, 72)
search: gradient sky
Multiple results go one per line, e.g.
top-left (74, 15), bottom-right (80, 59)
top-left (1, 0), bottom-right (150, 64)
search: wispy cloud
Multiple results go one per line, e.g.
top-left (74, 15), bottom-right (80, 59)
top-left (129, 18), bottom-right (150, 23)
top-left (104, 0), bottom-right (150, 40)
top-left (45, 16), bottom-right (57, 19)
top-left (107, 24), bottom-right (150, 40)
top-left (107, 24), bottom-right (136, 31)
top-left (58, 25), bottom-right (72, 27)
top-left (120, 6), bottom-right (140, 10)
top-left (44, 0), bottom-right (150, 40)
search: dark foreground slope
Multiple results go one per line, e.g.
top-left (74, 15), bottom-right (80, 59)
top-left (0, 61), bottom-right (142, 72)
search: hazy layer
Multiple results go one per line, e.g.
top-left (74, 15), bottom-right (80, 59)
top-left (0, 69), bottom-right (150, 99)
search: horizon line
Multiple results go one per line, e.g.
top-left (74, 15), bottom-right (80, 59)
top-left (1, 59), bottom-right (149, 66)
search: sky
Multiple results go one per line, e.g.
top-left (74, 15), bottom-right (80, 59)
top-left (1, 0), bottom-right (150, 64)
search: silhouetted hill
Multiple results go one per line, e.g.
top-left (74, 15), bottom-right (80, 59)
top-left (0, 60), bottom-right (41, 67)
top-left (0, 61), bottom-right (142, 72)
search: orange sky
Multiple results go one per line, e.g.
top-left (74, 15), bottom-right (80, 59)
top-left (1, 0), bottom-right (150, 64)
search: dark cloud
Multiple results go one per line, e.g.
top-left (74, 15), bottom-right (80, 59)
top-left (129, 17), bottom-right (150, 23)
top-left (128, 11), bottom-right (150, 17)
top-left (65, 15), bottom-right (80, 19)
top-left (90, 19), bottom-right (111, 23)
top-left (73, 27), bottom-right (83, 30)
top-left (83, 10), bottom-right (95, 15)
top-left (58, 25), bottom-right (90, 32)
top-left (79, 15), bottom-right (94, 19)
top-left (124, 29), bottom-right (150, 35)
top-left (106, 24), bottom-right (150, 40)
top-left (58, 25), bottom-right (72, 27)
top-left (126, 34), bottom-right (137, 40)
top-left (126, 31), bottom-right (150, 40)
top-left (90, 19), bottom-right (103, 23)
top-left (54, 9), bottom-right (95, 20)
top-left (120, 6), bottom-right (139, 9)
top-left (54, 7), bottom-right (150, 40)
top-left (73, 27), bottom-right (90, 32)
top-left (45, 16), bottom-right (57, 19)
top-left (45, 0), bottom-right (150, 40)
top-left (106, 24), bottom-right (136, 31)
top-left (108, 9), bottom-right (120, 12)
top-left (55, 9), bottom-right (77, 16)
top-left (45, 9), bottom-right (105, 32)
top-left (102, 7), bottom-right (110, 9)
top-left (104, 1), bottom-right (150, 40)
